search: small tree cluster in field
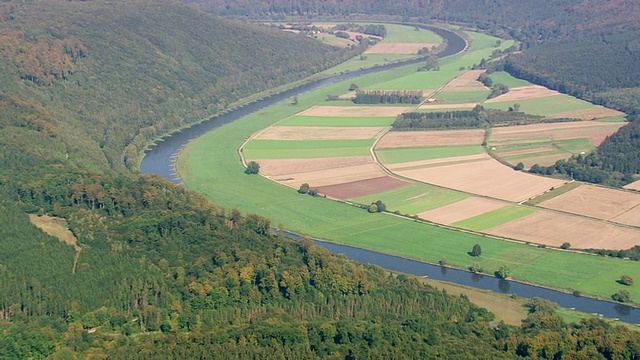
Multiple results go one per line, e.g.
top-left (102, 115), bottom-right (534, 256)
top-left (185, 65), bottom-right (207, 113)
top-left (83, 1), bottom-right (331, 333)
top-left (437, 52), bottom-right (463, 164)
top-left (245, 161), bottom-right (260, 175)
top-left (472, 244), bottom-right (482, 257)
top-left (612, 290), bottom-right (631, 303)
top-left (297, 183), bottom-right (319, 196)
top-left (620, 275), bottom-right (634, 286)
top-left (368, 200), bottom-right (386, 213)
top-left (561, 242), bottom-right (571, 250)
top-left (470, 263), bottom-right (482, 274)
top-left (497, 265), bottom-right (510, 279)
top-left (513, 162), bottom-right (525, 171)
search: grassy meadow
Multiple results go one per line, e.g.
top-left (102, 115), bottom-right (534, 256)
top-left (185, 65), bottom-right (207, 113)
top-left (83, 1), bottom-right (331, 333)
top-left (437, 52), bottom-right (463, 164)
top-left (376, 145), bottom-right (485, 164)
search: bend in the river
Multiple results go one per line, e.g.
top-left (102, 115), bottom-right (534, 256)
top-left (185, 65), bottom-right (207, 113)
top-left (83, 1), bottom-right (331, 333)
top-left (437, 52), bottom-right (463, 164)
top-left (140, 24), bottom-right (640, 324)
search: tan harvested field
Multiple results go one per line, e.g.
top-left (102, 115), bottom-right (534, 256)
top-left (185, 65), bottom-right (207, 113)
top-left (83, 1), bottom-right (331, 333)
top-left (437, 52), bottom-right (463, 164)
top-left (624, 180), bottom-right (640, 191)
top-left (377, 129), bottom-right (485, 148)
top-left (440, 70), bottom-right (489, 91)
top-left (417, 197), bottom-right (507, 224)
top-left (418, 102), bottom-right (479, 110)
top-left (512, 153), bottom-right (574, 169)
top-left (255, 156), bottom-right (372, 177)
top-left (538, 185), bottom-right (640, 226)
top-left (29, 214), bottom-right (78, 247)
top-left (490, 121), bottom-right (625, 145)
top-left (320, 176), bottom-right (410, 199)
top-left (395, 158), bottom-right (565, 202)
top-left (612, 206), bottom-right (640, 228)
top-left (547, 107), bottom-right (625, 120)
top-left (364, 42), bottom-right (438, 54)
top-left (484, 85), bottom-right (561, 103)
top-left (256, 126), bottom-right (384, 141)
top-left (279, 162), bottom-right (387, 188)
top-left (487, 211), bottom-right (640, 249)
top-left (299, 105), bottom-right (410, 117)
top-left (386, 153), bottom-right (488, 171)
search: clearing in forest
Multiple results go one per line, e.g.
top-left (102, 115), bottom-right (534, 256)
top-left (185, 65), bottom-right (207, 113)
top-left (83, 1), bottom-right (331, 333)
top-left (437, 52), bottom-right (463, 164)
top-left (29, 214), bottom-right (81, 274)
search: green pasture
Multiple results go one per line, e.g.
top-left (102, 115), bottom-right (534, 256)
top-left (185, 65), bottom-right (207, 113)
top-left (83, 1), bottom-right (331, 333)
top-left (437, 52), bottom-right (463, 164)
top-left (501, 149), bottom-right (565, 162)
top-left (555, 138), bottom-right (596, 154)
top-left (487, 71), bottom-right (533, 88)
top-left (434, 90), bottom-right (490, 104)
top-left (376, 145), bottom-right (485, 164)
top-left (349, 183), bottom-right (470, 215)
top-left (452, 206), bottom-right (538, 231)
top-left (483, 95), bottom-right (596, 116)
top-left (418, 106), bottom-right (477, 112)
top-left (244, 139), bottom-right (373, 159)
top-left (178, 27), bottom-right (640, 304)
top-left (382, 24), bottom-right (443, 44)
top-left (525, 182), bottom-right (581, 206)
top-left (278, 115), bottom-right (396, 127)
top-left (325, 54), bottom-right (416, 75)
top-left (597, 115), bottom-right (627, 122)
top-left (368, 69), bottom-right (461, 91)
top-left (490, 139), bottom-right (553, 152)
top-left (439, 33), bottom-right (514, 71)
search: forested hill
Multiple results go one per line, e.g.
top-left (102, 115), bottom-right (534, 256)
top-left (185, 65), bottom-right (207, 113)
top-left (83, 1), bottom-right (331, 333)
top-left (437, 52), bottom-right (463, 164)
top-left (0, 0), bottom-right (358, 172)
top-left (185, 0), bottom-right (640, 110)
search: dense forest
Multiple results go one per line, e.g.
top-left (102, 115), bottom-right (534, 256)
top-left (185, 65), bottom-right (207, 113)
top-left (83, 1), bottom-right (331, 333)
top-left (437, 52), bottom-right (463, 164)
top-left (0, 0), bottom-right (639, 358)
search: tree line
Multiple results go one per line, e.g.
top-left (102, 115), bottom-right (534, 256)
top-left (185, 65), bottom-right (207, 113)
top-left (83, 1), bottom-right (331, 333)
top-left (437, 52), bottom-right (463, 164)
top-left (353, 90), bottom-right (423, 104)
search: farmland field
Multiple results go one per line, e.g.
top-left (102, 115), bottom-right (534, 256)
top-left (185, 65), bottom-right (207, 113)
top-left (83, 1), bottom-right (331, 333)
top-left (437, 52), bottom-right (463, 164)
top-left (485, 71), bottom-right (533, 88)
top-left (483, 95), bottom-right (612, 117)
top-left (376, 129), bottom-right (485, 148)
top-left (178, 26), bottom-right (640, 304)
top-left (432, 90), bottom-right (490, 104)
top-left (350, 182), bottom-right (470, 215)
top-left (417, 197), bottom-right (507, 225)
top-left (376, 145), bottom-right (485, 164)
top-left (243, 139), bottom-right (374, 159)
top-left (452, 206), bottom-right (538, 231)
top-left (278, 115), bottom-right (396, 127)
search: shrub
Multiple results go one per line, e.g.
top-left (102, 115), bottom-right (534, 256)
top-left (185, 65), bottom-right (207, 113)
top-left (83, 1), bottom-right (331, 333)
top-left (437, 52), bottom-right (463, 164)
top-left (612, 290), bottom-right (631, 303)
top-left (244, 161), bottom-right (260, 174)
top-left (561, 242), bottom-right (571, 250)
top-left (620, 275), bottom-right (634, 286)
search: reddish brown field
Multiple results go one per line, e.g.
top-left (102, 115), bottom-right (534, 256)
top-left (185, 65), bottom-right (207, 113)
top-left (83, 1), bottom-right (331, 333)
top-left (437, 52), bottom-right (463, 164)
top-left (255, 156), bottom-right (372, 177)
top-left (364, 43), bottom-right (438, 54)
top-left (440, 70), bottom-right (489, 91)
top-left (279, 163), bottom-right (386, 188)
top-left (417, 197), bottom-right (507, 224)
top-left (418, 102), bottom-right (479, 110)
top-left (487, 211), bottom-right (640, 249)
top-left (395, 158), bottom-right (566, 202)
top-left (538, 185), bottom-right (640, 226)
top-left (548, 107), bottom-right (625, 120)
top-left (299, 106), bottom-right (410, 117)
top-left (490, 121), bottom-right (625, 144)
top-left (256, 126), bottom-right (384, 141)
top-left (484, 85), bottom-right (561, 103)
top-left (319, 176), bottom-right (410, 199)
top-left (376, 129), bottom-right (485, 149)
top-left (624, 180), bottom-right (640, 191)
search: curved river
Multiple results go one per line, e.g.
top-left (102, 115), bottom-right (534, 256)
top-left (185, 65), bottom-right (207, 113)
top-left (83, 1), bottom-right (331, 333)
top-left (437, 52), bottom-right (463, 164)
top-left (141, 25), bottom-right (639, 324)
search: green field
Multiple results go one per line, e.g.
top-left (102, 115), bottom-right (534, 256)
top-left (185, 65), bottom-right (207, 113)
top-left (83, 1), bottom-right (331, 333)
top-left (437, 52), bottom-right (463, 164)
top-left (487, 71), bottom-right (533, 88)
top-left (555, 138), bottom-right (596, 154)
top-left (369, 69), bottom-right (462, 91)
top-left (278, 115), bottom-right (396, 127)
top-left (376, 145), bottom-right (485, 164)
top-left (178, 28), bottom-right (640, 304)
top-left (349, 183), bottom-right (470, 215)
top-left (483, 95), bottom-right (597, 116)
top-left (382, 24), bottom-right (443, 43)
top-left (244, 139), bottom-right (374, 159)
top-left (453, 206), bottom-right (538, 231)
top-left (434, 90), bottom-right (490, 103)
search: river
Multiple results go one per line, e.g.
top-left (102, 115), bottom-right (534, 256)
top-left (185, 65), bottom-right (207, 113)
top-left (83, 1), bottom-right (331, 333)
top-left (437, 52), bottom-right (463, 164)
top-left (140, 24), bottom-right (640, 324)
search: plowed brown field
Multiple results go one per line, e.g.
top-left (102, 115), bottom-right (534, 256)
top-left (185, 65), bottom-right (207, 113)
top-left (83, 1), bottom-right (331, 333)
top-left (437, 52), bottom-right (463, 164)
top-left (320, 176), bottom-right (410, 199)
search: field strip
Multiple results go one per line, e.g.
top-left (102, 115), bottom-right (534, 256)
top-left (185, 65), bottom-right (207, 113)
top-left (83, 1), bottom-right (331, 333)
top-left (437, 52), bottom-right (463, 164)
top-left (376, 129), bottom-right (485, 148)
top-left (385, 153), bottom-right (489, 171)
top-left (418, 102), bottom-right (479, 110)
top-left (484, 85), bottom-right (561, 103)
top-left (417, 197), bottom-right (509, 225)
top-left (299, 105), bottom-right (410, 117)
top-left (255, 126), bottom-right (385, 140)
